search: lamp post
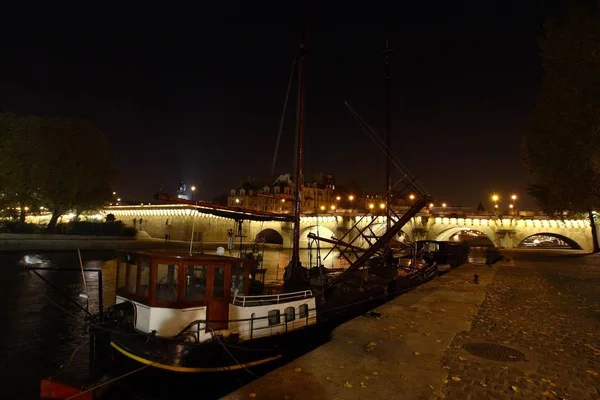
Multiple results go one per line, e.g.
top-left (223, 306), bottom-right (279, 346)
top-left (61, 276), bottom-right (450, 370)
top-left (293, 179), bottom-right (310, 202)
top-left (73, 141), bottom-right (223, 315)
top-left (348, 195), bottom-right (354, 211)
top-left (191, 185), bottom-right (196, 201)
top-left (511, 194), bottom-right (517, 213)
top-left (491, 194), bottom-right (499, 214)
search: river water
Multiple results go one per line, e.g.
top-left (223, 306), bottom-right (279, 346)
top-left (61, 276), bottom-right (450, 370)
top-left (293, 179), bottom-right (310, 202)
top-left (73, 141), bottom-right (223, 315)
top-left (0, 245), bottom-right (490, 399)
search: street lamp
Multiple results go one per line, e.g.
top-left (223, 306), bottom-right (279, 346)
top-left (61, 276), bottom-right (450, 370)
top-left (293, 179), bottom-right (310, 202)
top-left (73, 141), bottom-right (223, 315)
top-left (235, 198), bottom-right (240, 204)
top-left (409, 194), bottom-right (415, 201)
top-left (320, 205), bottom-right (326, 211)
top-left (330, 205), bottom-right (336, 211)
top-left (191, 185), bottom-right (196, 201)
top-left (429, 203), bottom-right (434, 208)
top-left (442, 202), bottom-right (447, 208)
top-left (379, 203), bottom-right (385, 209)
top-left (369, 203), bottom-right (375, 210)
top-left (336, 196), bottom-right (341, 201)
top-left (348, 195), bottom-right (354, 201)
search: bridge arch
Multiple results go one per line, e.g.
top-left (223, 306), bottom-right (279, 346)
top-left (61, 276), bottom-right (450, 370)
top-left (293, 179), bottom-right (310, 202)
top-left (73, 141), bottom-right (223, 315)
top-left (435, 227), bottom-right (495, 247)
top-left (300, 225), bottom-right (337, 248)
top-left (518, 233), bottom-right (582, 250)
top-left (255, 228), bottom-right (283, 245)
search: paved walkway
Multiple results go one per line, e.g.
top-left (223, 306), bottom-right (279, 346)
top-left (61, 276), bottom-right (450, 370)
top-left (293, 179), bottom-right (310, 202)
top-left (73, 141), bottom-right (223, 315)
top-left (225, 253), bottom-right (600, 400)
top-left (440, 253), bottom-right (600, 399)
top-left (225, 263), bottom-right (499, 400)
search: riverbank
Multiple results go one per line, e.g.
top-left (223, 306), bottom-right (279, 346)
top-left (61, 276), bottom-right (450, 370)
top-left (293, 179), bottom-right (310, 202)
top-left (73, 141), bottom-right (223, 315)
top-left (0, 233), bottom-right (285, 252)
top-left (225, 262), bottom-right (500, 400)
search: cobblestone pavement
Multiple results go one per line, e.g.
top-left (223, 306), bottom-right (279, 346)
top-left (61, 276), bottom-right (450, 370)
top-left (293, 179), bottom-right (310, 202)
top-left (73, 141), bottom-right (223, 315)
top-left (439, 252), bottom-right (600, 400)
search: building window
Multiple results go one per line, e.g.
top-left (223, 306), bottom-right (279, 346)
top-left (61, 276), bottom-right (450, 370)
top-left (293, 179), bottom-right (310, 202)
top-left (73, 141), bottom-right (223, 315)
top-left (268, 310), bottom-right (281, 326)
top-left (213, 267), bottom-right (225, 297)
top-left (138, 258), bottom-right (150, 298)
top-left (127, 260), bottom-right (138, 294)
top-left (285, 307), bottom-right (295, 322)
top-left (156, 264), bottom-right (178, 302)
top-left (299, 304), bottom-right (309, 319)
top-left (186, 265), bottom-right (207, 301)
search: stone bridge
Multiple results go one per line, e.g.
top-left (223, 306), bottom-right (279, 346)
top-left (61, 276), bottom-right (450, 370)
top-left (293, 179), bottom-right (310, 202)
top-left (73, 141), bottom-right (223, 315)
top-left (105, 205), bottom-right (595, 251)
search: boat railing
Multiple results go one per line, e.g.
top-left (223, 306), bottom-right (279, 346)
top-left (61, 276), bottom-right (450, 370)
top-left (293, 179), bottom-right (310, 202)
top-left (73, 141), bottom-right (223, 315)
top-left (232, 290), bottom-right (313, 307)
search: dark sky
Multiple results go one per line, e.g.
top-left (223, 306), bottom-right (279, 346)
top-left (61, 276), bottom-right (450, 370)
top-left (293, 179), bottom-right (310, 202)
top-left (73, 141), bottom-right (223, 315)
top-left (0, 2), bottom-right (545, 209)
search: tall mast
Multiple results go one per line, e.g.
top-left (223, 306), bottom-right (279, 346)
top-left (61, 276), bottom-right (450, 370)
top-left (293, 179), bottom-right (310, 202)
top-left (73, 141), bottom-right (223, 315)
top-left (384, 40), bottom-right (392, 229)
top-left (291, 27), bottom-right (307, 267)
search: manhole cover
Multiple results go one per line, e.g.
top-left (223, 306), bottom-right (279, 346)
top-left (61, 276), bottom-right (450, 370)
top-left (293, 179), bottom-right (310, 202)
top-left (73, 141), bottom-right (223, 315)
top-left (463, 343), bottom-right (526, 362)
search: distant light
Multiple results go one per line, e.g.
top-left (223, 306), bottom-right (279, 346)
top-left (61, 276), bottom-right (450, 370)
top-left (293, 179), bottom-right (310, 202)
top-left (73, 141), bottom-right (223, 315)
top-left (379, 203), bottom-right (385, 209)
top-left (442, 203), bottom-right (447, 208)
top-left (494, 204), bottom-right (499, 209)
top-left (349, 195), bottom-right (354, 201)
top-left (235, 198), bottom-right (240, 204)
top-left (117, 198), bottom-right (121, 202)
top-left (369, 203), bottom-right (374, 209)
top-left (409, 194), bottom-right (415, 200)
top-left (511, 194), bottom-right (517, 201)
top-left (491, 194), bottom-right (499, 202)
top-left (24, 207), bottom-right (29, 211)
top-left (281, 198), bottom-right (285, 203)
top-left (509, 204), bottom-right (514, 209)
top-left (330, 205), bottom-right (336, 210)
top-left (320, 205), bottom-right (325, 211)
top-left (191, 186), bottom-right (196, 192)
top-left (336, 196), bottom-right (341, 201)
top-left (429, 203), bottom-right (434, 208)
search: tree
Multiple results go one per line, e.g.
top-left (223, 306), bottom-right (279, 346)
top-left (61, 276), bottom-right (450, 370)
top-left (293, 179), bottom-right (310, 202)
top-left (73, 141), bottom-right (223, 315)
top-left (38, 117), bottom-right (117, 232)
top-left (522, 1), bottom-right (600, 252)
top-left (0, 113), bottom-right (45, 225)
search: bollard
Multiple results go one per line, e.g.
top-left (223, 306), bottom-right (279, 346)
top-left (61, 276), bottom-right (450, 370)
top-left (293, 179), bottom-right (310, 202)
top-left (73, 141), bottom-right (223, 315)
top-left (473, 274), bottom-right (480, 284)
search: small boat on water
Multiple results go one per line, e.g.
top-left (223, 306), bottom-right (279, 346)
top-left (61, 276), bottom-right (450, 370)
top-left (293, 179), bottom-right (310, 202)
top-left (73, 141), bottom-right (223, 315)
top-left (102, 250), bottom-right (322, 374)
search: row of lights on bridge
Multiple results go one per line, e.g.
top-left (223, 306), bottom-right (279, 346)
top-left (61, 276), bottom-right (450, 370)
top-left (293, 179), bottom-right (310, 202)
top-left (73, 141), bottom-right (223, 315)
top-left (233, 193), bottom-right (452, 210)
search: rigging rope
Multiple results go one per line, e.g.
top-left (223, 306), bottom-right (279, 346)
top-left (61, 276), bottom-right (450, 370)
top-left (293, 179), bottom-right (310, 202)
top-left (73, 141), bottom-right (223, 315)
top-left (77, 249), bottom-right (90, 313)
top-left (270, 52), bottom-right (298, 176)
top-left (344, 101), bottom-right (430, 196)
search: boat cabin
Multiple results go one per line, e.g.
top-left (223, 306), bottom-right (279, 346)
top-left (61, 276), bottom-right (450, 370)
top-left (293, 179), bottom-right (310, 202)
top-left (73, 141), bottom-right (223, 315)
top-left (114, 250), bottom-right (318, 341)
top-left (115, 250), bottom-right (253, 335)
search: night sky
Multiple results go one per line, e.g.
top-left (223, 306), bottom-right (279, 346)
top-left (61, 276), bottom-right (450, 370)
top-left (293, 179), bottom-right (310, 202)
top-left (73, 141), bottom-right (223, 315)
top-left (0, 3), bottom-right (545, 209)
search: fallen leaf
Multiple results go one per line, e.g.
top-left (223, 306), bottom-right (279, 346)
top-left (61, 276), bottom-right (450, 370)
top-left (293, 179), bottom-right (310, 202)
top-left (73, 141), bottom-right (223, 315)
top-left (414, 351), bottom-right (421, 356)
top-left (249, 394), bottom-right (256, 398)
top-left (433, 391), bottom-right (445, 399)
top-left (442, 378), bottom-right (449, 384)
top-left (436, 340), bottom-right (442, 343)
top-left (372, 371), bottom-right (379, 376)
top-left (343, 381), bottom-right (353, 388)
top-left (526, 379), bottom-right (534, 383)
top-left (326, 377), bottom-right (330, 380)
top-left (458, 356), bottom-right (467, 361)
top-left (451, 376), bottom-right (461, 382)
top-left (294, 367), bottom-right (302, 372)
top-left (541, 391), bottom-right (555, 398)
top-left (511, 386), bottom-right (519, 392)
top-left (586, 369), bottom-right (598, 376)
